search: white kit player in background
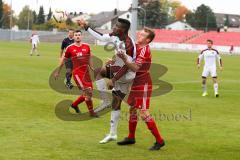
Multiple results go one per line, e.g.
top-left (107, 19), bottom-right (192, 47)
top-left (30, 31), bottom-right (40, 56)
top-left (197, 39), bottom-right (223, 97)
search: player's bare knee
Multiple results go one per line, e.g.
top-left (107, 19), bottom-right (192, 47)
top-left (212, 78), bottom-right (217, 83)
top-left (111, 94), bottom-right (121, 110)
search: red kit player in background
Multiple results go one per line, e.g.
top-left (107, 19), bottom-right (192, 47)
top-left (54, 30), bottom-right (98, 117)
top-left (117, 28), bottom-right (165, 150)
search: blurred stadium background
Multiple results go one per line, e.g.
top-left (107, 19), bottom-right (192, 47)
top-left (1, 0), bottom-right (240, 53)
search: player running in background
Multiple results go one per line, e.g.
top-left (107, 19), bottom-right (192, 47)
top-left (60, 29), bottom-right (75, 89)
top-left (54, 30), bottom-right (98, 117)
top-left (116, 28), bottom-right (165, 151)
top-left (197, 39), bottom-right (223, 97)
top-left (78, 18), bottom-right (136, 144)
top-left (29, 31), bottom-right (40, 56)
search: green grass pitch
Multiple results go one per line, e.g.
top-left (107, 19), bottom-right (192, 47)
top-left (0, 41), bottom-right (239, 160)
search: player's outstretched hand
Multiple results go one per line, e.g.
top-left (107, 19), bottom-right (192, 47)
top-left (77, 18), bottom-right (87, 28)
top-left (107, 79), bottom-right (114, 90)
top-left (105, 58), bottom-right (115, 65)
top-left (117, 51), bottom-right (127, 62)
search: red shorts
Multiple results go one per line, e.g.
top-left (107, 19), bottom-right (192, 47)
top-left (73, 69), bottom-right (93, 90)
top-left (127, 82), bottom-right (152, 110)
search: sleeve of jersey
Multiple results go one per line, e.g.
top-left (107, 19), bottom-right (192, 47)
top-left (87, 27), bottom-right (112, 42)
top-left (64, 47), bottom-right (70, 58)
top-left (61, 40), bottom-right (65, 50)
top-left (216, 53), bottom-right (222, 66)
top-left (198, 53), bottom-right (204, 64)
top-left (112, 65), bottom-right (128, 82)
top-left (135, 54), bottom-right (145, 65)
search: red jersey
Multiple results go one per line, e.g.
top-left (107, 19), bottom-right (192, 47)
top-left (133, 44), bottom-right (152, 85)
top-left (64, 43), bottom-right (91, 73)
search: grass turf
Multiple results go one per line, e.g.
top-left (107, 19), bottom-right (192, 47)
top-left (0, 41), bottom-right (239, 160)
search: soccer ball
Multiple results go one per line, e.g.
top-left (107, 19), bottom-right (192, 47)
top-left (52, 10), bottom-right (68, 23)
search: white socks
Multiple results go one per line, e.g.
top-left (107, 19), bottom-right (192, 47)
top-left (110, 110), bottom-right (121, 136)
top-left (214, 83), bottom-right (219, 94)
top-left (202, 84), bottom-right (207, 93)
top-left (96, 79), bottom-right (110, 104)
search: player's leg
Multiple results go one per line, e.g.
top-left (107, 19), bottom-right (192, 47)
top-left (35, 44), bottom-right (40, 56)
top-left (211, 67), bottom-right (219, 97)
top-left (117, 107), bottom-right (137, 145)
top-left (65, 59), bottom-right (73, 89)
top-left (94, 66), bottom-right (111, 112)
top-left (212, 77), bottom-right (219, 97)
top-left (30, 43), bottom-right (34, 56)
top-left (70, 73), bottom-right (85, 113)
top-left (201, 67), bottom-right (209, 96)
top-left (139, 109), bottom-right (165, 150)
top-left (99, 90), bottom-right (125, 144)
top-left (71, 95), bottom-right (85, 113)
top-left (84, 88), bottom-right (98, 117)
top-left (202, 77), bottom-right (208, 96)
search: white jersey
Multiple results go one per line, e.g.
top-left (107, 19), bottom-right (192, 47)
top-left (87, 27), bottom-right (136, 83)
top-left (31, 35), bottom-right (40, 44)
top-left (198, 48), bottom-right (221, 68)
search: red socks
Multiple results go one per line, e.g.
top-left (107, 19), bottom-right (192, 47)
top-left (128, 113), bottom-right (138, 139)
top-left (145, 116), bottom-right (164, 144)
top-left (85, 99), bottom-right (94, 113)
top-left (72, 95), bottom-right (85, 107)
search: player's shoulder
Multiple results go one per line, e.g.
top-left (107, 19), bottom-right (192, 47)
top-left (81, 42), bottom-right (90, 47)
top-left (201, 48), bottom-right (209, 54)
top-left (62, 37), bottom-right (69, 42)
top-left (81, 43), bottom-right (91, 50)
top-left (212, 48), bottom-right (220, 54)
top-left (65, 43), bottom-right (75, 50)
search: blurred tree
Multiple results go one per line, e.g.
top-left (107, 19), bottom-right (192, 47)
top-left (139, 0), bottom-right (168, 28)
top-left (175, 5), bottom-right (189, 21)
top-left (186, 4), bottom-right (217, 30)
top-left (47, 7), bottom-right (52, 21)
top-left (185, 11), bottom-right (196, 27)
top-left (17, 6), bottom-right (33, 29)
top-left (32, 11), bottom-right (37, 24)
top-left (0, 0), bottom-right (3, 28)
top-left (37, 6), bottom-right (45, 24)
top-left (195, 4), bottom-right (217, 30)
top-left (2, 3), bottom-right (11, 28)
top-left (66, 17), bottom-right (73, 26)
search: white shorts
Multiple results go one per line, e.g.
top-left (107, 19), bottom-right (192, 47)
top-left (113, 81), bottom-right (131, 94)
top-left (202, 67), bottom-right (217, 78)
top-left (32, 43), bottom-right (37, 49)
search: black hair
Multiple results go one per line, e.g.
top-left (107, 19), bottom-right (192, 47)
top-left (75, 30), bottom-right (82, 33)
top-left (117, 18), bottom-right (131, 32)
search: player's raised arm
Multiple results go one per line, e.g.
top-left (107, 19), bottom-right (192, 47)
top-left (77, 19), bottom-right (112, 42)
top-left (117, 51), bottom-right (140, 72)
